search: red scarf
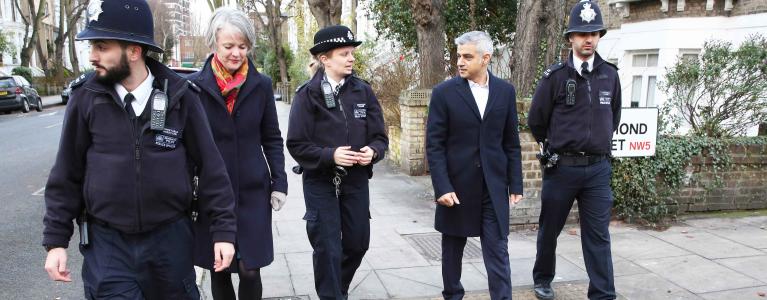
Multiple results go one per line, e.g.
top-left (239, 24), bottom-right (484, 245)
top-left (211, 53), bottom-right (248, 114)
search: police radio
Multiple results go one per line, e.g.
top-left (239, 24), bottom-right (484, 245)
top-left (321, 80), bottom-right (336, 109)
top-left (150, 79), bottom-right (169, 131)
top-left (566, 79), bottom-right (576, 106)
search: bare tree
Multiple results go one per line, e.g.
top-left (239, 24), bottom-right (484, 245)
top-left (307, 0), bottom-right (341, 28)
top-left (509, 0), bottom-right (568, 98)
top-left (245, 0), bottom-right (288, 83)
top-left (53, 0), bottom-right (89, 79)
top-left (350, 0), bottom-right (357, 34)
top-left (14, 0), bottom-right (47, 68)
top-left (410, 0), bottom-right (446, 88)
top-left (67, 27), bottom-right (80, 76)
top-left (148, 0), bottom-right (175, 63)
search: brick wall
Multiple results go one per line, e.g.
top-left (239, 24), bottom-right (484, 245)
top-left (674, 143), bottom-right (767, 212)
top-left (396, 90), bottom-right (431, 175)
top-left (599, 0), bottom-right (767, 29)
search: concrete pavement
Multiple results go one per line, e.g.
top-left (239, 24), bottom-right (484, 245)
top-left (193, 101), bottom-right (767, 300)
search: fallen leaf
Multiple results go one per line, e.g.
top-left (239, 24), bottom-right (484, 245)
top-left (681, 230), bottom-right (688, 234)
top-left (757, 291), bottom-right (765, 297)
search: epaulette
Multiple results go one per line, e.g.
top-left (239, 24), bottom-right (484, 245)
top-left (70, 71), bottom-right (94, 90)
top-left (186, 80), bottom-right (201, 93)
top-left (352, 74), bottom-right (370, 85)
top-left (295, 80), bottom-right (310, 93)
top-left (542, 62), bottom-right (565, 79)
top-left (603, 60), bottom-right (619, 71)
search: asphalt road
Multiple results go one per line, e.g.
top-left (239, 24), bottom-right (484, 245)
top-left (0, 96), bottom-right (85, 299)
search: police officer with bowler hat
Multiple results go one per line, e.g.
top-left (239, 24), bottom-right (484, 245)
top-left (528, 1), bottom-right (622, 299)
top-left (42, 0), bottom-right (237, 298)
top-left (287, 25), bottom-right (388, 299)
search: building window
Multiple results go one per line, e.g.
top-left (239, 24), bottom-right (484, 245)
top-left (627, 50), bottom-right (660, 107)
top-left (631, 76), bottom-right (642, 108)
top-left (632, 53), bottom-right (658, 67)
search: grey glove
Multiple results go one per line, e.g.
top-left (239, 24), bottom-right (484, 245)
top-left (270, 191), bottom-right (287, 211)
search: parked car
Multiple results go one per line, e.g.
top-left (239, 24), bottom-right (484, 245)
top-left (61, 81), bottom-right (72, 105)
top-left (169, 66), bottom-right (199, 76)
top-left (0, 75), bottom-right (43, 113)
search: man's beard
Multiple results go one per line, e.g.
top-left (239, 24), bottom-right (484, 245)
top-left (95, 53), bottom-right (131, 85)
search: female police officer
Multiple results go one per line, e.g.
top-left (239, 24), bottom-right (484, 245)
top-left (287, 25), bottom-right (388, 299)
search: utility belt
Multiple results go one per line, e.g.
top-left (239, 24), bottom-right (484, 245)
top-left (555, 152), bottom-right (609, 167)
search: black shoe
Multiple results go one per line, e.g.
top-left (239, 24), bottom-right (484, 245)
top-left (534, 283), bottom-right (555, 300)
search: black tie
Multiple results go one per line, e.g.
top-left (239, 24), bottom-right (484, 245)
top-left (581, 62), bottom-right (591, 77)
top-left (333, 83), bottom-right (341, 97)
top-left (124, 93), bottom-right (136, 119)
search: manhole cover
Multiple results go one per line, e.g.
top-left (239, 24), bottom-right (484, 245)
top-left (403, 233), bottom-right (483, 261)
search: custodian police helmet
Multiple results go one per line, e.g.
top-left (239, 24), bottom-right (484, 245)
top-left (564, 0), bottom-right (607, 38)
top-left (76, 0), bottom-right (164, 53)
top-left (309, 25), bottom-right (363, 55)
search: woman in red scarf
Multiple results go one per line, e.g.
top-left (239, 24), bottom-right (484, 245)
top-left (189, 8), bottom-right (288, 300)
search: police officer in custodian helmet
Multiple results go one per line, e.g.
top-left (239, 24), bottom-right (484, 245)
top-left (528, 1), bottom-right (622, 299)
top-left (42, 0), bottom-right (237, 298)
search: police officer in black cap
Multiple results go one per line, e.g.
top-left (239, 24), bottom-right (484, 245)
top-left (287, 25), bottom-right (388, 299)
top-left (528, 1), bottom-right (621, 299)
top-left (42, 0), bottom-right (236, 298)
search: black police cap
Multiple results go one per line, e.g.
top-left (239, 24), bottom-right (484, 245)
top-left (76, 0), bottom-right (164, 53)
top-left (309, 25), bottom-right (362, 56)
top-left (564, 0), bottom-right (607, 37)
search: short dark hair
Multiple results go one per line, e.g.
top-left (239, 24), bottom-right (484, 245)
top-left (117, 40), bottom-right (150, 58)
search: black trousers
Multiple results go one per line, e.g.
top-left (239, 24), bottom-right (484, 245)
top-left (533, 159), bottom-right (616, 300)
top-left (80, 217), bottom-right (199, 300)
top-left (302, 174), bottom-right (370, 300)
top-left (442, 192), bottom-right (511, 300)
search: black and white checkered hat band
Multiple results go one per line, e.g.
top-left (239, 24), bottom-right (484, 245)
top-left (313, 37), bottom-right (350, 47)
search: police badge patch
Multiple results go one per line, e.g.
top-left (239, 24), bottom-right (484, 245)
top-left (599, 91), bottom-right (612, 105)
top-left (347, 30), bottom-right (355, 41)
top-left (87, 0), bottom-right (104, 22)
top-left (354, 103), bottom-right (366, 119)
top-left (580, 2), bottom-right (597, 23)
top-left (155, 128), bottom-right (182, 149)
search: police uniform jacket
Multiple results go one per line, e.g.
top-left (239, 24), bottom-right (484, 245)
top-left (43, 58), bottom-right (237, 248)
top-left (528, 52), bottom-right (621, 154)
top-left (286, 69), bottom-right (388, 182)
top-left (189, 55), bottom-right (287, 271)
top-left (426, 73), bottom-right (523, 237)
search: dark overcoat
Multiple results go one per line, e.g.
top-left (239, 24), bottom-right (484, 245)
top-left (426, 73), bottom-right (523, 237)
top-left (190, 55), bottom-right (288, 271)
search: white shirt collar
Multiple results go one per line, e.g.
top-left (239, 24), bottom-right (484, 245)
top-left (468, 71), bottom-right (490, 89)
top-left (115, 67), bottom-right (155, 113)
top-left (326, 75), bottom-right (345, 91)
top-left (573, 53), bottom-right (595, 76)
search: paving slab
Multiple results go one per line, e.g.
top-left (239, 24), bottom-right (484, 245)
top-left (635, 254), bottom-right (763, 294)
top-left (365, 246), bottom-right (432, 269)
top-left (610, 232), bottom-right (691, 260)
top-left (481, 256), bottom-right (588, 288)
top-left (508, 233), bottom-right (539, 259)
top-left (648, 230), bottom-right (763, 259)
top-left (614, 273), bottom-right (701, 300)
top-left (559, 252), bottom-right (649, 278)
top-left (348, 270), bottom-right (390, 299)
top-left (284, 251), bottom-right (372, 276)
top-left (380, 264), bottom-right (487, 294)
top-left (714, 255), bottom-right (767, 284)
top-left (705, 226), bottom-right (767, 249)
top-left (698, 286), bottom-right (767, 300)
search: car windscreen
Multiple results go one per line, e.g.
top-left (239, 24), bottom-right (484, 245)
top-left (0, 78), bottom-right (15, 88)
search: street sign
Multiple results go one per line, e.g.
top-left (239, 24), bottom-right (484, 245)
top-left (611, 107), bottom-right (658, 157)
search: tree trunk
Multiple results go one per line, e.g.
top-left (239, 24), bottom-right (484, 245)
top-left (54, 0), bottom-right (89, 78)
top-left (68, 27), bottom-right (80, 77)
top-left (253, 0), bottom-right (288, 83)
top-left (307, 0), bottom-right (342, 28)
top-left (411, 0), bottom-right (446, 88)
top-left (509, 0), bottom-right (569, 98)
top-left (350, 0), bottom-right (357, 34)
top-left (17, 0), bottom-right (46, 68)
